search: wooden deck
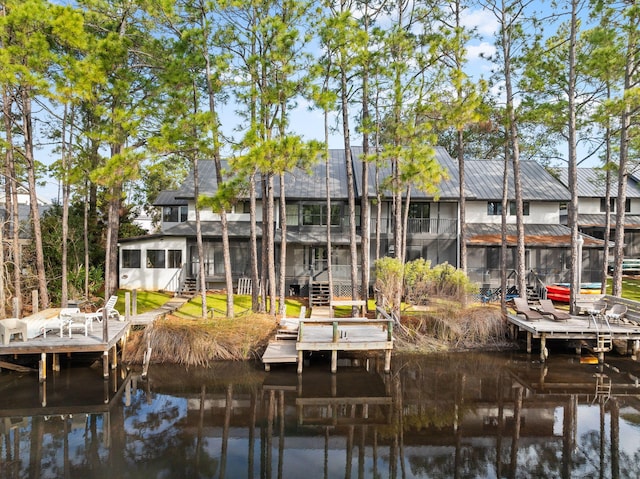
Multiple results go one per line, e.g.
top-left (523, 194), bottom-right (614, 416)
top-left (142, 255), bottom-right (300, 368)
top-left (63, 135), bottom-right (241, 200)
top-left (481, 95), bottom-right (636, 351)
top-left (262, 317), bottom-right (394, 374)
top-left (0, 310), bottom-right (130, 381)
top-left (507, 312), bottom-right (640, 362)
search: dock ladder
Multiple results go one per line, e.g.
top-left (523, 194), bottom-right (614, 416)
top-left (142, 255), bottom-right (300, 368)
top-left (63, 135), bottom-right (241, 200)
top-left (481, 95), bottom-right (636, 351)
top-left (593, 373), bottom-right (611, 405)
top-left (589, 311), bottom-right (613, 354)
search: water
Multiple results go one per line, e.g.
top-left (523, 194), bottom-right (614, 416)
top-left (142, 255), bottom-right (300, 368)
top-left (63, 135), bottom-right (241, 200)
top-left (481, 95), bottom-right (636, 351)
top-left (1, 352), bottom-right (640, 478)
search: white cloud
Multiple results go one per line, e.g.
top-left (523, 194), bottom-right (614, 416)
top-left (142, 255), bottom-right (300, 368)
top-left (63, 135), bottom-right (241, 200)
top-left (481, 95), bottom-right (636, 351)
top-left (467, 42), bottom-right (496, 62)
top-left (461, 8), bottom-right (499, 36)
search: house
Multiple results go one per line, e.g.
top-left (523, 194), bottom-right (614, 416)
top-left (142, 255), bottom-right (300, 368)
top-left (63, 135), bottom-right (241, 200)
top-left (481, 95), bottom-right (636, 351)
top-left (117, 148), bottom-right (604, 298)
top-left (462, 161), bottom-right (604, 288)
top-left (555, 167), bottom-right (640, 259)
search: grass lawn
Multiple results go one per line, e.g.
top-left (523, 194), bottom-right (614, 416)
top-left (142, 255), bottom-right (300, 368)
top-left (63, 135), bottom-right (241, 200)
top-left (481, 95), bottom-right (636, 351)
top-left (619, 277), bottom-right (640, 302)
top-left (113, 291), bottom-right (173, 315)
top-left (174, 294), bottom-right (307, 319)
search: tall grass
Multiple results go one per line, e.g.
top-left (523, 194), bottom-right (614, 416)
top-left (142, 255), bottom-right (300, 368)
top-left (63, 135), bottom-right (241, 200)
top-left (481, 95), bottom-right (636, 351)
top-left (123, 314), bottom-right (277, 366)
top-left (396, 303), bottom-right (508, 352)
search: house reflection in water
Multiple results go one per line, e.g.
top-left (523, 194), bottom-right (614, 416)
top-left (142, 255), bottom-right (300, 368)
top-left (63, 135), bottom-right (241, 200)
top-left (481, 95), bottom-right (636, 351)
top-left (1, 353), bottom-right (640, 478)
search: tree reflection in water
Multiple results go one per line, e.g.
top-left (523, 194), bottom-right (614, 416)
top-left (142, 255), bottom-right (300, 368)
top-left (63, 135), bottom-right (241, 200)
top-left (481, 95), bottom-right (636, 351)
top-left (1, 352), bottom-right (640, 478)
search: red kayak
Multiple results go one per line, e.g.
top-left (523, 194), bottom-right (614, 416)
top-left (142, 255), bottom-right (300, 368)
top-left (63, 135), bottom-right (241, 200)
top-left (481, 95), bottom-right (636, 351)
top-left (546, 283), bottom-right (602, 303)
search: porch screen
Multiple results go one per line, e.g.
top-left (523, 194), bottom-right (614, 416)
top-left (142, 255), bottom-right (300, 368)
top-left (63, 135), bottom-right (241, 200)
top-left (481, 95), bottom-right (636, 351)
top-left (122, 249), bottom-right (141, 268)
top-left (146, 250), bottom-right (165, 268)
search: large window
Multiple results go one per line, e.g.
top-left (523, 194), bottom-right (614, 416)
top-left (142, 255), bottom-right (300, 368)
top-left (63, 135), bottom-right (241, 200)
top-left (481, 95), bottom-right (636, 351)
top-left (409, 203), bottom-right (430, 219)
top-left (301, 204), bottom-right (341, 226)
top-left (509, 201), bottom-right (530, 216)
top-left (488, 201), bottom-right (530, 216)
top-left (122, 249), bottom-right (141, 268)
top-left (600, 198), bottom-right (631, 213)
top-left (163, 205), bottom-right (188, 223)
top-left (146, 250), bottom-right (165, 268)
top-left (167, 250), bottom-right (182, 268)
top-left (487, 202), bottom-right (502, 216)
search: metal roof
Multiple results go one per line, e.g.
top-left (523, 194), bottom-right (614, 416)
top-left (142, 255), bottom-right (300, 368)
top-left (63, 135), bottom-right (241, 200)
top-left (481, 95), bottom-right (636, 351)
top-left (153, 190), bottom-right (187, 206)
top-left (164, 147), bottom-right (570, 203)
top-left (555, 167), bottom-right (640, 198)
top-left (577, 213), bottom-right (640, 229)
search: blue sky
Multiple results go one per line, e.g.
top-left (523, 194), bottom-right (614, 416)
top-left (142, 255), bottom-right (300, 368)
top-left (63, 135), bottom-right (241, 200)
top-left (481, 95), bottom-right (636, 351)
top-left (35, 2), bottom-right (600, 204)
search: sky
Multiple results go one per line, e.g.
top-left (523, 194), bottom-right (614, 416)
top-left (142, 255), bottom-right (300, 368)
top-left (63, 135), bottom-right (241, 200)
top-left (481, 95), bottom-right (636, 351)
top-left (34, 2), bottom-right (600, 205)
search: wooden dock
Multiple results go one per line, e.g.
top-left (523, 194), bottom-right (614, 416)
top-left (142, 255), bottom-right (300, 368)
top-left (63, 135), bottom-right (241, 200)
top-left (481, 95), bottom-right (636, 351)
top-left (507, 313), bottom-right (640, 362)
top-left (0, 312), bottom-right (130, 381)
top-left (262, 317), bottom-right (394, 374)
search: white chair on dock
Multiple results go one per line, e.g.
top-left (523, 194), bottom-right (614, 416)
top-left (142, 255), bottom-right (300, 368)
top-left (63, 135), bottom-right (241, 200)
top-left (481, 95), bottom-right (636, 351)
top-left (86, 295), bottom-right (121, 324)
top-left (45, 308), bottom-right (85, 338)
top-left (605, 304), bottom-right (627, 324)
top-left (0, 318), bottom-right (28, 345)
top-left (67, 313), bottom-right (91, 337)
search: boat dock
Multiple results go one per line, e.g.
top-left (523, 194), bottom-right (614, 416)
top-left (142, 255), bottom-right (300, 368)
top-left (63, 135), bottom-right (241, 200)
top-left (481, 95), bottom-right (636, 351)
top-left (507, 313), bottom-right (640, 362)
top-left (0, 308), bottom-right (130, 381)
top-left (262, 316), bottom-right (394, 374)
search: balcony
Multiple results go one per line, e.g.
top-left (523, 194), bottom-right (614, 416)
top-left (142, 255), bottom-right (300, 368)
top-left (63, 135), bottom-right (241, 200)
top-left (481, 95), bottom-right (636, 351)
top-left (373, 218), bottom-right (457, 236)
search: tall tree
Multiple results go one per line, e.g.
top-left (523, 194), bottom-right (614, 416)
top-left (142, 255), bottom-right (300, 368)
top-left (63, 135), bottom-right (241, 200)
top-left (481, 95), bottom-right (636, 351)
top-left (482, 0), bottom-right (534, 300)
top-left (80, 0), bottom-right (157, 299)
top-left (437, 0), bottom-right (486, 276)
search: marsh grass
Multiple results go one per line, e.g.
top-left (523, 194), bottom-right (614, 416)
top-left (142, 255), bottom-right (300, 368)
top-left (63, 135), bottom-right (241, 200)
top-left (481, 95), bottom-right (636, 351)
top-left (395, 303), bottom-right (507, 352)
top-left (124, 313), bottom-right (277, 366)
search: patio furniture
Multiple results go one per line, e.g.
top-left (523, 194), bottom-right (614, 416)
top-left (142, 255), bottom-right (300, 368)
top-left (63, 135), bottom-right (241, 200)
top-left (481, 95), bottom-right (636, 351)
top-left (512, 298), bottom-right (544, 321)
top-left (86, 295), bottom-right (121, 324)
top-left (605, 304), bottom-right (627, 324)
top-left (67, 313), bottom-right (91, 337)
top-left (44, 308), bottom-right (80, 338)
top-left (538, 299), bottom-right (571, 321)
top-left (587, 300), bottom-right (607, 327)
top-left (0, 318), bottom-right (28, 345)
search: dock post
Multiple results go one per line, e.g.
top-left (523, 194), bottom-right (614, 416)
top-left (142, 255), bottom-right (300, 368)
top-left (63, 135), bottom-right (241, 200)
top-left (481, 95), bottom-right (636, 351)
top-left (39, 353), bottom-right (46, 382)
top-left (331, 350), bottom-right (337, 373)
top-left (540, 334), bottom-right (548, 361)
top-left (384, 350), bottom-right (392, 373)
top-left (297, 350), bottom-right (303, 374)
top-left (39, 381), bottom-right (47, 407)
top-left (125, 291), bottom-right (131, 321)
top-left (527, 332), bottom-right (532, 354)
top-left (102, 351), bottom-right (109, 378)
top-left (142, 346), bottom-right (152, 378)
top-left (52, 353), bottom-right (60, 372)
top-left (111, 345), bottom-right (118, 369)
top-left (633, 340), bottom-right (640, 359)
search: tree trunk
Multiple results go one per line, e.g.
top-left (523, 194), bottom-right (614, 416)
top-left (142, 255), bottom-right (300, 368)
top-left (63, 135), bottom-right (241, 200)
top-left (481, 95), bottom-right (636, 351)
top-left (2, 85), bottom-right (19, 315)
top-left (501, 7), bottom-right (526, 300)
top-left (21, 88), bottom-right (49, 308)
top-left (278, 173), bottom-right (287, 315)
top-left (340, 59), bottom-right (359, 302)
top-left (249, 170), bottom-right (260, 312)
top-left (612, 7), bottom-right (638, 297)
top-left (266, 173), bottom-right (276, 315)
top-left (567, 0), bottom-right (580, 314)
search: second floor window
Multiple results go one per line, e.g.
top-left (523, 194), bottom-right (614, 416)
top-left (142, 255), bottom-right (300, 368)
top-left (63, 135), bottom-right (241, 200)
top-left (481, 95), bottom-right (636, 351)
top-left (409, 203), bottom-right (430, 219)
top-left (163, 205), bottom-right (188, 223)
top-left (487, 202), bottom-right (502, 216)
top-left (488, 201), bottom-right (530, 216)
top-left (600, 197), bottom-right (631, 213)
top-left (301, 204), bottom-right (341, 226)
top-left (509, 201), bottom-right (530, 216)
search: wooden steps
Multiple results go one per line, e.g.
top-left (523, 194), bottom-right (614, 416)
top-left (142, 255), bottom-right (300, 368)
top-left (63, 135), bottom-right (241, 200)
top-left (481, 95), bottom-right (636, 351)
top-left (261, 342), bottom-right (298, 371)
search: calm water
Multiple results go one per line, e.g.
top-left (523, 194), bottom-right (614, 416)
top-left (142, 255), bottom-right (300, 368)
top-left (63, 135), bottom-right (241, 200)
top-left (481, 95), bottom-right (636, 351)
top-left (1, 351), bottom-right (640, 479)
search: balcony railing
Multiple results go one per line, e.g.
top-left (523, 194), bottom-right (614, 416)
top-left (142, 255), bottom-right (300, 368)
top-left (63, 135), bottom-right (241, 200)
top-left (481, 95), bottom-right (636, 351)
top-left (372, 218), bottom-right (457, 235)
